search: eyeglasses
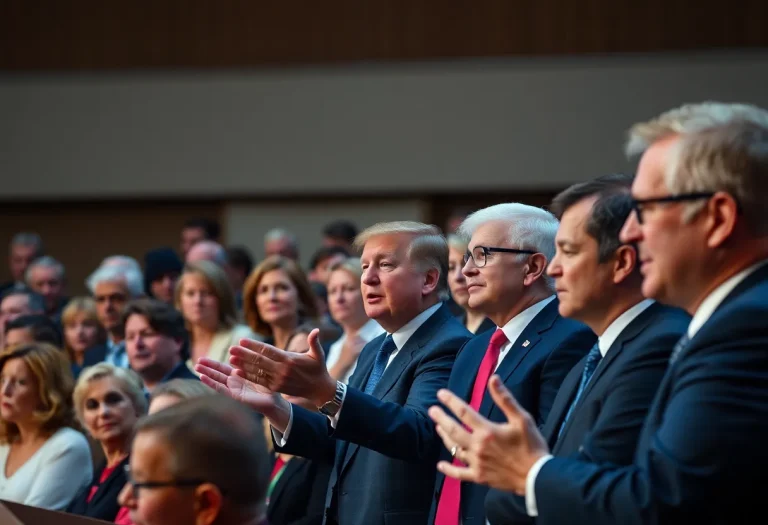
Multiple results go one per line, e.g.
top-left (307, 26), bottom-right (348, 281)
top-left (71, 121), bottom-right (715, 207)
top-left (631, 192), bottom-right (714, 224)
top-left (123, 465), bottom-right (206, 497)
top-left (463, 245), bottom-right (536, 268)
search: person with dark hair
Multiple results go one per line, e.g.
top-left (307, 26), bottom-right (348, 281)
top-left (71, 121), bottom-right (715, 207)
top-left (180, 217), bottom-right (221, 257)
top-left (118, 395), bottom-right (271, 525)
top-left (483, 174), bottom-right (689, 524)
top-left (4, 314), bottom-right (63, 349)
top-left (0, 233), bottom-right (44, 296)
top-left (226, 245), bottom-right (254, 292)
top-left (143, 247), bottom-right (183, 304)
top-left (0, 288), bottom-right (45, 348)
top-left (307, 245), bottom-right (350, 285)
top-left (322, 220), bottom-right (358, 251)
top-left (122, 299), bottom-right (197, 392)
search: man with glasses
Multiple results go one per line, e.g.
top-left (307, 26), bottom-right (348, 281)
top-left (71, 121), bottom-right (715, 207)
top-left (429, 203), bottom-right (595, 525)
top-left (118, 395), bottom-right (270, 525)
top-left (428, 103), bottom-right (768, 525)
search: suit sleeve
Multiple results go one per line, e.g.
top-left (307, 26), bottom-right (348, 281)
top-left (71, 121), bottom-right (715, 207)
top-left (330, 335), bottom-right (462, 464)
top-left (273, 405), bottom-right (337, 465)
top-left (286, 461), bottom-right (333, 525)
top-left (484, 488), bottom-right (534, 525)
top-left (536, 327), bottom-right (594, 425)
top-left (533, 325), bottom-right (768, 525)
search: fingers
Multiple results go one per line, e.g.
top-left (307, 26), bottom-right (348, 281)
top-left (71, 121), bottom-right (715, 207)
top-left (236, 338), bottom-right (288, 363)
top-left (436, 460), bottom-right (476, 482)
top-left (488, 375), bottom-right (526, 422)
top-left (196, 358), bottom-right (234, 376)
top-left (199, 375), bottom-right (234, 398)
top-left (436, 388), bottom-right (486, 432)
top-left (195, 363), bottom-right (230, 385)
top-left (429, 405), bottom-right (473, 450)
top-left (307, 329), bottom-right (325, 362)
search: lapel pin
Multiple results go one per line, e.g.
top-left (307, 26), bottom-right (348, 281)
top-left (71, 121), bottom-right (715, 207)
top-left (522, 340), bottom-right (530, 347)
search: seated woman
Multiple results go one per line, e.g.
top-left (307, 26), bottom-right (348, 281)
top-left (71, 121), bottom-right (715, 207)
top-left (148, 378), bottom-right (216, 414)
top-left (176, 261), bottom-right (259, 367)
top-left (61, 297), bottom-right (107, 373)
top-left (0, 342), bottom-right (92, 510)
top-left (266, 327), bottom-right (332, 525)
top-left (323, 258), bottom-right (385, 383)
top-left (446, 234), bottom-right (495, 334)
top-left (68, 363), bottom-right (147, 522)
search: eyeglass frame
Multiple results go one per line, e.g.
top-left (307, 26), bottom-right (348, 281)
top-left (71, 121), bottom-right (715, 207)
top-left (463, 245), bottom-right (537, 268)
top-left (123, 464), bottom-right (208, 497)
top-left (630, 192), bottom-right (715, 224)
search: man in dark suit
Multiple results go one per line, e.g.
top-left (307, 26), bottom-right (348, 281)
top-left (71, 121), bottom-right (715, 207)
top-left (485, 175), bottom-right (690, 524)
top-left (428, 103), bottom-right (768, 525)
top-left (197, 221), bottom-right (472, 525)
top-left (430, 204), bottom-right (594, 525)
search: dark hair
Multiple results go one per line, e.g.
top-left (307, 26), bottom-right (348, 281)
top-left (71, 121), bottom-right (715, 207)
top-left (549, 174), bottom-right (635, 262)
top-left (5, 314), bottom-right (62, 347)
top-left (183, 218), bottom-right (220, 241)
top-left (121, 298), bottom-right (189, 360)
top-left (226, 245), bottom-right (254, 276)
top-left (135, 395), bottom-right (270, 512)
top-left (0, 288), bottom-right (46, 313)
top-left (322, 220), bottom-right (358, 245)
top-left (308, 245), bottom-right (350, 271)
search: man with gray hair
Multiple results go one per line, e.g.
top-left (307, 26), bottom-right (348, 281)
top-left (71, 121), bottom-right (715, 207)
top-left (0, 232), bottom-right (44, 296)
top-left (428, 103), bottom-right (768, 525)
top-left (429, 203), bottom-right (594, 525)
top-left (198, 221), bottom-right (472, 524)
top-left (264, 228), bottom-right (299, 261)
top-left (86, 263), bottom-right (144, 367)
top-left (25, 255), bottom-right (67, 317)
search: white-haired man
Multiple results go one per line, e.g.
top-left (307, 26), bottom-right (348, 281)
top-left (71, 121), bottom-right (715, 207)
top-left (264, 228), bottom-right (299, 261)
top-left (429, 203), bottom-right (595, 525)
top-left (86, 263), bottom-right (145, 367)
top-left (198, 221), bottom-right (472, 525)
top-left (429, 103), bottom-right (768, 525)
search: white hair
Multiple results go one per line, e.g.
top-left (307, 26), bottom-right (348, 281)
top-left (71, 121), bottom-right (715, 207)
top-left (10, 232), bottom-right (43, 252)
top-left (100, 255), bottom-right (142, 273)
top-left (458, 203), bottom-right (559, 289)
top-left (86, 265), bottom-right (144, 297)
top-left (186, 240), bottom-right (228, 266)
top-left (25, 255), bottom-right (65, 282)
top-left (264, 228), bottom-right (297, 244)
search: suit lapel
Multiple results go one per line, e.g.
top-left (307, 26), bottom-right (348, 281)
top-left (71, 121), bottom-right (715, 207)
top-left (544, 362), bottom-right (583, 448)
top-left (267, 457), bottom-right (302, 512)
top-left (458, 331), bottom-right (493, 402)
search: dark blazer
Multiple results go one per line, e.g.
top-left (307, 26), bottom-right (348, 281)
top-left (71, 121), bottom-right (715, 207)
top-left (81, 344), bottom-right (109, 368)
top-left (66, 456), bottom-right (129, 521)
top-left (275, 303), bottom-right (472, 525)
top-left (161, 361), bottom-right (199, 382)
top-left (531, 264), bottom-right (768, 525)
top-left (484, 302), bottom-right (690, 524)
top-left (429, 297), bottom-right (595, 525)
top-left (267, 457), bottom-right (333, 525)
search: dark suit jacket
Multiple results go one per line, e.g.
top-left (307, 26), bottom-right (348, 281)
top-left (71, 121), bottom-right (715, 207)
top-left (161, 361), bottom-right (199, 382)
top-left (532, 264), bottom-right (768, 525)
top-left (429, 297), bottom-right (595, 525)
top-left (81, 344), bottom-right (108, 368)
top-left (267, 456), bottom-right (332, 525)
top-left (66, 456), bottom-right (129, 521)
top-left (484, 302), bottom-right (690, 524)
top-left (275, 303), bottom-right (471, 525)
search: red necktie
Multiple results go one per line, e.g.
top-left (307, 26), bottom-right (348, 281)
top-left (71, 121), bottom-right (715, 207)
top-left (434, 328), bottom-right (508, 525)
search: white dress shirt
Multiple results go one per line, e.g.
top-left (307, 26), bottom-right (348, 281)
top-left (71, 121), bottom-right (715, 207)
top-left (525, 261), bottom-right (768, 519)
top-left (494, 296), bottom-right (556, 371)
top-left (325, 318), bottom-right (387, 383)
top-left (273, 302), bottom-right (442, 446)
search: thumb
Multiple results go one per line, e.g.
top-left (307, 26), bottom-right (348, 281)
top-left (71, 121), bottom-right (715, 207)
top-left (488, 375), bottom-right (525, 422)
top-left (307, 328), bottom-right (325, 362)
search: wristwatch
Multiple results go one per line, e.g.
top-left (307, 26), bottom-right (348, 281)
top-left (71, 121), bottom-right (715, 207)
top-left (319, 381), bottom-right (346, 417)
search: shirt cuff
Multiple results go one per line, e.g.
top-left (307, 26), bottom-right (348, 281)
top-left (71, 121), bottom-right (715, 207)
top-left (328, 384), bottom-right (348, 429)
top-left (271, 404), bottom-right (294, 447)
top-left (525, 454), bottom-right (554, 517)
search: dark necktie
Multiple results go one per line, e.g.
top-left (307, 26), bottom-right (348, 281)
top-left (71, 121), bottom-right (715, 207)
top-left (669, 332), bottom-right (690, 364)
top-left (363, 335), bottom-right (397, 395)
top-left (558, 342), bottom-right (602, 439)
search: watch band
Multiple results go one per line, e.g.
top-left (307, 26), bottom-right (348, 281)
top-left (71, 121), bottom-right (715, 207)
top-left (319, 381), bottom-right (346, 417)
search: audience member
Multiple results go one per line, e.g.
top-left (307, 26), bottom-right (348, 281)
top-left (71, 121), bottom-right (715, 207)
top-left (264, 229), bottom-right (299, 261)
top-left (226, 245), bottom-right (254, 292)
top-left (68, 363), bottom-right (146, 522)
top-left (322, 220), bottom-right (358, 252)
top-left (0, 342), bottom-right (92, 510)
top-left (61, 297), bottom-right (108, 369)
top-left (118, 395), bottom-right (271, 525)
top-left (446, 234), bottom-right (494, 334)
top-left (99, 255), bottom-right (142, 274)
top-left (308, 245), bottom-right (350, 285)
top-left (143, 247), bottom-right (183, 304)
top-left (0, 288), bottom-right (45, 348)
top-left (180, 217), bottom-right (221, 258)
top-left (148, 378), bottom-right (217, 414)
top-left (25, 255), bottom-right (67, 317)
top-left (0, 233), bottom-right (44, 296)
top-left (4, 314), bottom-right (63, 348)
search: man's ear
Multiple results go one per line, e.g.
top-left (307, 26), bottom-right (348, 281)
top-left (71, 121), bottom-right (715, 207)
top-left (612, 244), bottom-right (638, 285)
top-left (193, 484), bottom-right (223, 525)
top-left (422, 267), bottom-right (440, 296)
top-left (522, 253), bottom-right (548, 287)
top-left (705, 192), bottom-right (739, 249)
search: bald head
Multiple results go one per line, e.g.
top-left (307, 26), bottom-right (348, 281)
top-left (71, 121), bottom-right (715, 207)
top-left (186, 241), bottom-right (227, 267)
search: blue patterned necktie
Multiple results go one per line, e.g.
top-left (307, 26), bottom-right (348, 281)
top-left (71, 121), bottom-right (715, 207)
top-left (558, 342), bottom-right (602, 438)
top-left (669, 332), bottom-right (690, 364)
top-left (364, 335), bottom-right (398, 394)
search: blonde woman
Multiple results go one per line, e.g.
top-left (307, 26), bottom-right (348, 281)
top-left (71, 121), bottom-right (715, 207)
top-left (68, 363), bottom-right (146, 522)
top-left (242, 256), bottom-right (319, 350)
top-left (0, 343), bottom-right (92, 510)
top-left (176, 260), bottom-right (258, 366)
top-left (61, 297), bottom-right (108, 369)
top-left (447, 234), bottom-right (495, 334)
top-left (324, 258), bottom-right (384, 382)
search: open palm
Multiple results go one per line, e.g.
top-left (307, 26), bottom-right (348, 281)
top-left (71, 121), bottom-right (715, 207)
top-left (196, 357), bottom-right (278, 414)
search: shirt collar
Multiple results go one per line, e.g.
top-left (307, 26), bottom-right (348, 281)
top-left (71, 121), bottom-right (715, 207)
top-left (688, 259), bottom-right (768, 338)
top-left (597, 299), bottom-right (655, 357)
top-left (390, 302), bottom-right (442, 350)
top-left (498, 295), bottom-right (556, 345)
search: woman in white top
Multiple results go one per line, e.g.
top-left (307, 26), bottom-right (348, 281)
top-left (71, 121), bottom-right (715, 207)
top-left (324, 258), bottom-right (385, 383)
top-left (176, 260), bottom-right (259, 367)
top-left (0, 342), bottom-right (92, 510)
